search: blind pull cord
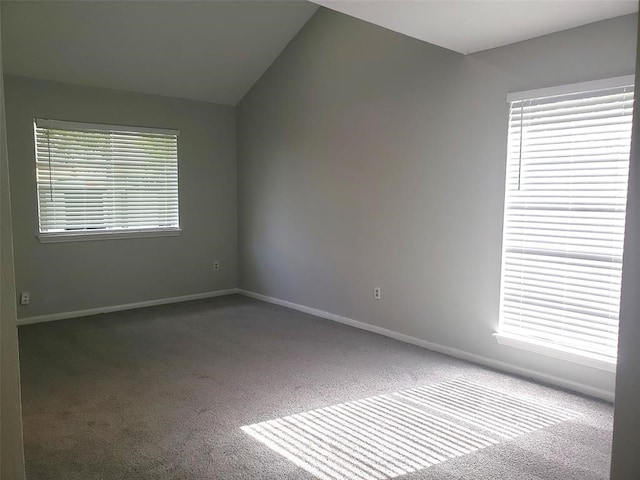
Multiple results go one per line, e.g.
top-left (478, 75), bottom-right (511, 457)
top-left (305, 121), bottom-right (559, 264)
top-left (517, 102), bottom-right (525, 191)
top-left (46, 129), bottom-right (54, 203)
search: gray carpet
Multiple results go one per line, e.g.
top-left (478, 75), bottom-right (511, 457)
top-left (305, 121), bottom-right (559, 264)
top-left (18, 294), bottom-right (613, 480)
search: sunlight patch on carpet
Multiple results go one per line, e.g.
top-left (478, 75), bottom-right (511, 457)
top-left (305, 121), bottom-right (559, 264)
top-left (395, 378), bottom-right (580, 440)
top-left (241, 379), bottom-right (581, 480)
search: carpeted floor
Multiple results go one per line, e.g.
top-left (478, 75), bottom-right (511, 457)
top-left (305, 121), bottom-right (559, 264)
top-left (18, 294), bottom-right (613, 480)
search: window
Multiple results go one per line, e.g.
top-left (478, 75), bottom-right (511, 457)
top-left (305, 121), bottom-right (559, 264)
top-left (34, 119), bottom-right (180, 241)
top-left (496, 76), bottom-right (634, 370)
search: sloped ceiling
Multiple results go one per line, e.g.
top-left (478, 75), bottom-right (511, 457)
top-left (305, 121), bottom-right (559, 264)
top-left (2, 1), bottom-right (637, 105)
top-left (1, 1), bottom-right (318, 106)
top-left (312, 0), bottom-right (638, 54)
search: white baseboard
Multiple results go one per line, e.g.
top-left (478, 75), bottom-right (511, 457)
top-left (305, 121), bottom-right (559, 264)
top-left (239, 289), bottom-right (615, 402)
top-left (17, 288), bottom-right (239, 326)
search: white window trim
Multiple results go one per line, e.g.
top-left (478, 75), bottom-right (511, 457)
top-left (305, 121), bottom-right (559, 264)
top-left (494, 332), bottom-right (616, 372)
top-left (506, 74), bottom-right (635, 102)
top-left (38, 227), bottom-right (182, 244)
top-left (35, 118), bottom-right (179, 136)
top-left (496, 77), bottom-right (634, 370)
top-left (34, 118), bottom-right (180, 240)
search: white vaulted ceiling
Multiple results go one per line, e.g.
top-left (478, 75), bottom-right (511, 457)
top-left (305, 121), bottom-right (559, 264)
top-left (1, 1), bottom-right (318, 105)
top-left (312, 0), bottom-right (638, 54)
top-left (1, 1), bottom-right (637, 105)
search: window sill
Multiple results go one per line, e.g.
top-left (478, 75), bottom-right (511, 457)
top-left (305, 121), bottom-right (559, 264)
top-left (38, 228), bottom-right (182, 243)
top-left (494, 332), bottom-right (617, 373)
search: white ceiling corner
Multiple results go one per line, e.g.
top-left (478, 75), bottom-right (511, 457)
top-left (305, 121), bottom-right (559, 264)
top-left (311, 0), bottom-right (638, 54)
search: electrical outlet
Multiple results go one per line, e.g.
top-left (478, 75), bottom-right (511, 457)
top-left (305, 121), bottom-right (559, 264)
top-left (20, 292), bottom-right (30, 305)
top-left (213, 261), bottom-right (220, 271)
top-left (374, 287), bottom-right (381, 300)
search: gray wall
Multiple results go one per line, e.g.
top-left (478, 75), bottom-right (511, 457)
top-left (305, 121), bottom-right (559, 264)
top-left (238, 9), bottom-right (637, 397)
top-left (610, 21), bottom-right (640, 480)
top-left (5, 76), bottom-right (237, 319)
top-left (0, 4), bottom-right (26, 477)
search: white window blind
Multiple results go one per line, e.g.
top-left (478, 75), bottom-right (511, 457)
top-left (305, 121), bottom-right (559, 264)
top-left (498, 77), bottom-right (634, 365)
top-left (34, 119), bottom-right (179, 238)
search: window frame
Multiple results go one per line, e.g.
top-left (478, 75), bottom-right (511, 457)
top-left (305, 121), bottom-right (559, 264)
top-left (33, 119), bottom-right (181, 243)
top-left (494, 75), bottom-right (635, 372)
